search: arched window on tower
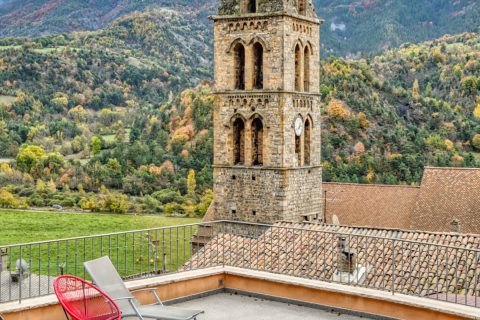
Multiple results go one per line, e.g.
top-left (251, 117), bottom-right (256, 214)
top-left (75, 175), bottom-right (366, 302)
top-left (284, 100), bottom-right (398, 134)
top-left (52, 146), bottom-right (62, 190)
top-left (294, 44), bottom-right (301, 91)
top-left (295, 134), bottom-right (301, 165)
top-left (253, 42), bottom-right (264, 89)
top-left (304, 118), bottom-right (311, 165)
top-left (298, 0), bottom-right (306, 15)
top-left (247, 0), bottom-right (256, 13)
top-left (251, 118), bottom-right (264, 165)
top-left (304, 46), bottom-right (310, 92)
top-left (233, 118), bottom-right (245, 165)
top-left (233, 43), bottom-right (245, 90)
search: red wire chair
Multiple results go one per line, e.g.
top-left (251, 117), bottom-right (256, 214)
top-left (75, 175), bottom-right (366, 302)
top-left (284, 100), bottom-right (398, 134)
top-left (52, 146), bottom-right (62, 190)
top-left (54, 275), bottom-right (121, 320)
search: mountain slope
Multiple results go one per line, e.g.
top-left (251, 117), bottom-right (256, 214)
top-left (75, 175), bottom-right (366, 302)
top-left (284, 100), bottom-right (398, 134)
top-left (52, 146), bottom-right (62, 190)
top-left (0, 0), bottom-right (214, 38)
top-left (0, 9), bottom-right (213, 110)
top-left (0, 0), bottom-right (479, 56)
top-left (321, 0), bottom-right (480, 56)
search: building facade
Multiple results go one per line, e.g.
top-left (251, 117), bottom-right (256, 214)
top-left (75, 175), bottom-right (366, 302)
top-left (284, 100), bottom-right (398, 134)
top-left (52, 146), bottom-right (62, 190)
top-left (211, 0), bottom-right (323, 223)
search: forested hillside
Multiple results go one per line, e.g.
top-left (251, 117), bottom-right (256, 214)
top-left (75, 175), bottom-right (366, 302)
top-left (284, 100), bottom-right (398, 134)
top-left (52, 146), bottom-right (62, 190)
top-left (0, 7), bottom-right (479, 214)
top-left (321, 33), bottom-right (480, 182)
top-left (0, 11), bottom-right (214, 214)
top-left (0, 0), bottom-right (478, 56)
top-left (321, 0), bottom-right (480, 56)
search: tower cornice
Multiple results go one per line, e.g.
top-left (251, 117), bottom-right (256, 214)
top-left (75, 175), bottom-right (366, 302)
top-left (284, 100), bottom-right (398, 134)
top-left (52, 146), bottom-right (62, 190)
top-left (213, 90), bottom-right (321, 97)
top-left (210, 13), bottom-right (324, 25)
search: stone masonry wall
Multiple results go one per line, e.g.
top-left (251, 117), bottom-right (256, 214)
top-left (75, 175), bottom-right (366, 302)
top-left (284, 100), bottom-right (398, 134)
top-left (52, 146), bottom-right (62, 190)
top-left (283, 166), bottom-right (322, 221)
top-left (213, 166), bottom-right (322, 223)
top-left (213, 167), bottom-right (285, 222)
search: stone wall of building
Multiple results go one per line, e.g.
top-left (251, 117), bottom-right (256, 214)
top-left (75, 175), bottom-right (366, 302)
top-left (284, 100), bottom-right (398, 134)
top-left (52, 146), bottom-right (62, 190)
top-left (213, 167), bottom-right (284, 222)
top-left (213, 166), bottom-right (322, 222)
top-left (283, 166), bottom-right (322, 220)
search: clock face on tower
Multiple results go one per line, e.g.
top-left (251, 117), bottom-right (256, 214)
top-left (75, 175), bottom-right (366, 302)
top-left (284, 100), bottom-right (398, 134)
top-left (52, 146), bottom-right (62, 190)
top-left (294, 116), bottom-right (303, 136)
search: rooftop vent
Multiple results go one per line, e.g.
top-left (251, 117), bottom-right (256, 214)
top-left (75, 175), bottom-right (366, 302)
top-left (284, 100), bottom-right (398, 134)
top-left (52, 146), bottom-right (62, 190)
top-left (337, 237), bottom-right (356, 273)
top-left (333, 236), bottom-right (368, 284)
top-left (451, 219), bottom-right (461, 233)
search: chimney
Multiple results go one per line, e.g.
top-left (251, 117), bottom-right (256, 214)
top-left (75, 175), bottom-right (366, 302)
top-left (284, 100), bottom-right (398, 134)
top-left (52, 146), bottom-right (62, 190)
top-left (337, 236), bottom-right (356, 274)
top-left (451, 219), bottom-right (461, 233)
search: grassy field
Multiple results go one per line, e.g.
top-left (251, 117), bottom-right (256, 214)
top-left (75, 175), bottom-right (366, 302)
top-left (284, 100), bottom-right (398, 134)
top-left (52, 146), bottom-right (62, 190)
top-left (0, 46), bottom-right (72, 53)
top-left (473, 152), bottom-right (480, 163)
top-left (0, 209), bottom-right (200, 245)
top-left (102, 128), bottom-right (130, 144)
top-left (0, 45), bottom-right (21, 50)
top-left (0, 210), bottom-right (201, 277)
top-left (0, 95), bottom-right (16, 105)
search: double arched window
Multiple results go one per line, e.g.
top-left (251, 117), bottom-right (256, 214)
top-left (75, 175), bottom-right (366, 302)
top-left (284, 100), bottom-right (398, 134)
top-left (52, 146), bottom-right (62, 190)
top-left (294, 42), bottom-right (312, 92)
top-left (232, 40), bottom-right (264, 90)
top-left (232, 116), bottom-right (264, 166)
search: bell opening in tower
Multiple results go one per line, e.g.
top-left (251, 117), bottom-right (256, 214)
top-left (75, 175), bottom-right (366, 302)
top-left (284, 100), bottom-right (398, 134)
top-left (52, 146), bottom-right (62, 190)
top-left (234, 44), bottom-right (246, 90)
top-left (233, 118), bottom-right (245, 164)
top-left (298, 0), bottom-right (306, 15)
top-left (247, 0), bottom-right (256, 13)
top-left (253, 43), bottom-right (264, 89)
top-left (304, 46), bottom-right (310, 92)
top-left (295, 134), bottom-right (301, 166)
top-left (294, 44), bottom-right (302, 91)
top-left (252, 118), bottom-right (264, 166)
top-left (304, 118), bottom-right (311, 165)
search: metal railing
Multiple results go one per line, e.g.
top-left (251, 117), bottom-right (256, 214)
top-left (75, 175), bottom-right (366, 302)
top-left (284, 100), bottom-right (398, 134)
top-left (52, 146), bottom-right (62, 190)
top-left (0, 222), bottom-right (212, 304)
top-left (1, 220), bottom-right (479, 309)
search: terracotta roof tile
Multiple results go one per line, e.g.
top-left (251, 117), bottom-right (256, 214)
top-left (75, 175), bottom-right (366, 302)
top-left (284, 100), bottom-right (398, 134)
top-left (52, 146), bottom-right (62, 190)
top-left (187, 222), bottom-right (480, 306)
top-left (410, 167), bottom-right (480, 233)
top-left (322, 182), bottom-right (419, 229)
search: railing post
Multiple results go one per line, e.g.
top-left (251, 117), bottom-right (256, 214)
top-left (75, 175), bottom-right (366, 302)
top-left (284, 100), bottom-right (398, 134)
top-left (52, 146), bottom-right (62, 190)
top-left (19, 246), bottom-right (22, 304)
top-left (391, 240), bottom-right (395, 296)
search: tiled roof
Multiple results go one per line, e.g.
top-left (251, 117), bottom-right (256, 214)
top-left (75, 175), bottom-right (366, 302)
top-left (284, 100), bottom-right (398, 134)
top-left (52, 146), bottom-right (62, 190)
top-left (323, 182), bottom-right (419, 229)
top-left (187, 222), bottom-right (480, 304)
top-left (410, 167), bottom-right (480, 234)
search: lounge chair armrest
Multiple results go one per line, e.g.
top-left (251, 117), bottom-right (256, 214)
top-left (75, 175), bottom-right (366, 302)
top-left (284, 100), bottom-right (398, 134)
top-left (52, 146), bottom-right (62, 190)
top-left (131, 288), bottom-right (158, 293)
top-left (131, 288), bottom-right (163, 305)
top-left (113, 296), bottom-right (136, 301)
top-left (113, 297), bottom-right (146, 320)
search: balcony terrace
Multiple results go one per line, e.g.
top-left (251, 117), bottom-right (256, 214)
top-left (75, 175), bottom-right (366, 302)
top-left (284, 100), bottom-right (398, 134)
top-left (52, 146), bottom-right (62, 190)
top-left (0, 221), bottom-right (479, 320)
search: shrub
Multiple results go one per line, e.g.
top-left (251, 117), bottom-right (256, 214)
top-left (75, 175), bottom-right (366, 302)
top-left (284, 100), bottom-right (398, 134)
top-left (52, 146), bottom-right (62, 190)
top-left (152, 189), bottom-right (183, 204)
top-left (0, 189), bottom-right (27, 208)
top-left (472, 134), bottom-right (480, 150)
top-left (140, 195), bottom-right (162, 213)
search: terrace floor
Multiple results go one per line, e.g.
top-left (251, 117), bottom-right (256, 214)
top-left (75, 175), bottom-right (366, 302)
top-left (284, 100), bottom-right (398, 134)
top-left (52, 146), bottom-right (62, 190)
top-left (172, 293), bottom-right (372, 320)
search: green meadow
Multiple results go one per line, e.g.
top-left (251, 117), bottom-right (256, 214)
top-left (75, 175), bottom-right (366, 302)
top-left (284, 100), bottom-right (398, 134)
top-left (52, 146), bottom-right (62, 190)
top-left (0, 210), bottom-right (201, 277)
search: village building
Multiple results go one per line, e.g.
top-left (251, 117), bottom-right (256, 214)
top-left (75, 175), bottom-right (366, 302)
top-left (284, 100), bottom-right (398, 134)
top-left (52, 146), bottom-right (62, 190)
top-left (324, 167), bottom-right (480, 234)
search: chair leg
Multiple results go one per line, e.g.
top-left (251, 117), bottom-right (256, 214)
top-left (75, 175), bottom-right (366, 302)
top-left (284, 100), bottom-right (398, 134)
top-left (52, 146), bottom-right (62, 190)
top-left (61, 307), bottom-right (70, 320)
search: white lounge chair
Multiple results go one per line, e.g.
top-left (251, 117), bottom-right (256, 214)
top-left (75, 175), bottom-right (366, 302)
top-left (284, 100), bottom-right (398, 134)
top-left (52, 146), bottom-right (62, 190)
top-left (84, 256), bottom-right (204, 320)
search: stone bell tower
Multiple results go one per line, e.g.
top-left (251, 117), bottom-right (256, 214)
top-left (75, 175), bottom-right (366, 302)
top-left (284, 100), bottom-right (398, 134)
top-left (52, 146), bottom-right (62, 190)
top-left (211, 0), bottom-right (323, 223)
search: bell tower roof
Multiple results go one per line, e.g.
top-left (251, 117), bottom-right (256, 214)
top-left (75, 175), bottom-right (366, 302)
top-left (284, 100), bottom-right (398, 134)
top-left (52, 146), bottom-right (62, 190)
top-left (218, 0), bottom-right (318, 19)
